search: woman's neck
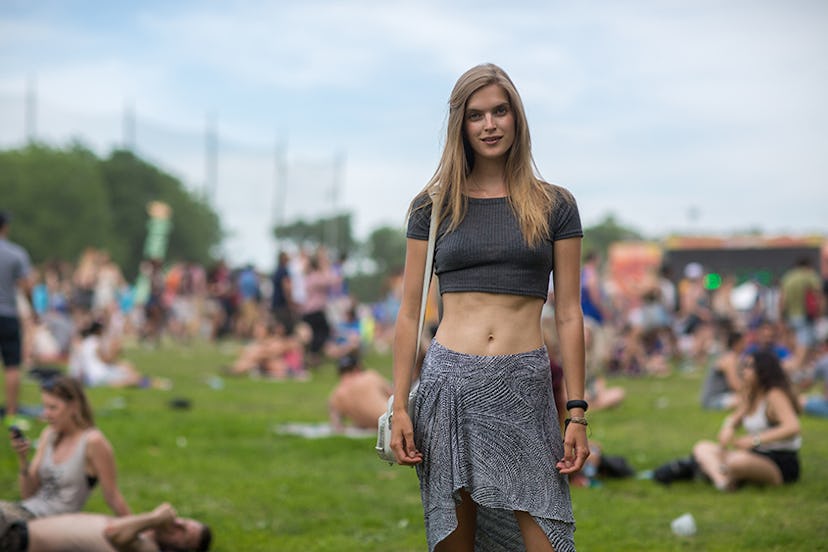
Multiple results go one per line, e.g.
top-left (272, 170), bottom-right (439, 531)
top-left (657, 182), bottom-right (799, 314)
top-left (53, 425), bottom-right (82, 446)
top-left (466, 163), bottom-right (507, 198)
top-left (56, 423), bottom-right (83, 437)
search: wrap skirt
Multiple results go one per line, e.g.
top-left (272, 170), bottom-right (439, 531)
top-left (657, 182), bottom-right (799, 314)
top-left (414, 340), bottom-right (576, 552)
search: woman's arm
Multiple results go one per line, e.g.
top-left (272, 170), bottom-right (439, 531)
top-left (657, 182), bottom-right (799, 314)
top-left (87, 430), bottom-right (131, 516)
top-left (389, 237), bottom-right (429, 465)
top-left (17, 426), bottom-right (49, 498)
top-left (551, 237), bottom-right (589, 474)
top-left (718, 401), bottom-right (747, 446)
top-left (735, 389), bottom-right (800, 449)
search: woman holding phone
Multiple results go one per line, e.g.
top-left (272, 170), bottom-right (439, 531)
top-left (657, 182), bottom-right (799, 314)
top-left (2, 376), bottom-right (131, 525)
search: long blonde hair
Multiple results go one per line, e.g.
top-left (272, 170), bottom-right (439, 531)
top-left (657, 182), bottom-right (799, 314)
top-left (413, 63), bottom-right (566, 246)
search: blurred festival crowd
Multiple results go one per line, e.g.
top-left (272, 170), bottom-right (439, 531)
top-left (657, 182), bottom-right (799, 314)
top-left (10, 245), bottom-right (828, 419)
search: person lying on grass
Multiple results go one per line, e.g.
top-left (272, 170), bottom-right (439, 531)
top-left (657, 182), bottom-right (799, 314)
top-left (1, 502), bottom-right (211, 552)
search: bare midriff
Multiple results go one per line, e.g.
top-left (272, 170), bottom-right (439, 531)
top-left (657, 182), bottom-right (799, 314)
top-left (435, 292), bottom-right (545, 356)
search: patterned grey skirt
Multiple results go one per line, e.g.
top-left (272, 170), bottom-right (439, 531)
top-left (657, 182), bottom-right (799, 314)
top-left (413, 340), bottom-right (575, 552)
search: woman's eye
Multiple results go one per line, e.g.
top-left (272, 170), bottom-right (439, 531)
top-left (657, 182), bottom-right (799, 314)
top-left (495, 106), bottom-right (508, 115)
top-left (467, 112), bottom-right (482, 121)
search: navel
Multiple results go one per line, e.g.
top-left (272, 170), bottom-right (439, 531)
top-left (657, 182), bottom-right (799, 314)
top-left (488, 334), bottom-right (495, 342)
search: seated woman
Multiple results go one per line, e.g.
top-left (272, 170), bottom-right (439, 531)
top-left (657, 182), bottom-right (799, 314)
top-left (699, 329), bottom-right (746, 410)
top-left (693, 351), bottom-right (802, 491)
top-left (68, 320), bottom-right (145, 388)
top-left (3, 376), bottom-right (131, 525)
top-left (226, 318), bottom-right (306, 380)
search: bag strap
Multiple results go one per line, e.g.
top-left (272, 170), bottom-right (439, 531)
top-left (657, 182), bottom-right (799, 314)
top-left (414, 197), bottom-right (438, 368)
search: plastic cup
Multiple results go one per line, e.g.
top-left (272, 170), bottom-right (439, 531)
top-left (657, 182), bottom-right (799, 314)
top-left (671, 513), bottom-right (697, 537)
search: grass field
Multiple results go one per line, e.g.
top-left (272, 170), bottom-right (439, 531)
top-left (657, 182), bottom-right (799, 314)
top-left (3, 341), bottom-right (827, 551)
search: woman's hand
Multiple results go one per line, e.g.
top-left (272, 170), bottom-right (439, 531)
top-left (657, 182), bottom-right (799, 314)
top-left (9, 430), bottom-right (30, 464)
top-left (717, 424), bottom-right (735, 448)
top-left (389, 410), bottom-right (423, 466)
top-left (556, 423), bottom-right (589, 474)
top-left (733, 435), bottom-right (756, 450)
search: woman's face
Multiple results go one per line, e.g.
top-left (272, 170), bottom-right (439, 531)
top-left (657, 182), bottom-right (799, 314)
top-left (740, 357), bottom-right (757, 388)
top-left (463, 84), bottom-right (515, 163)
top-left (41, 392), bottom-right (75, 430)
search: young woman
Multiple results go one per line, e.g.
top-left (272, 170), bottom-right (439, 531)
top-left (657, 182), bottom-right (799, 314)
top-left (693, 351), bottom-right (802, 490)
top-left (69, 320), bottom-right (146, 388)
top-left (5, 376), bottom-right (131, 523)
top-left (389, 63), bottom-right (589, 552)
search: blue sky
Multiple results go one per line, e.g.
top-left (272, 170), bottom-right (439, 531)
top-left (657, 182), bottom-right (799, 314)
top-left (1, 0), bottom-right (827, 268)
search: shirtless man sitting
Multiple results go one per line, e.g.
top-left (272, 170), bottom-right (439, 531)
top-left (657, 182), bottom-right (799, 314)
top-left (1, 502), bottom-right (211, 552)
top-left (328, 353), bottom-right (393, 432)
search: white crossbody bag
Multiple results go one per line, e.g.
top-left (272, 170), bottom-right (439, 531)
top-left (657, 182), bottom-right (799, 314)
top-left (375, 199), bottom-right (438, 464)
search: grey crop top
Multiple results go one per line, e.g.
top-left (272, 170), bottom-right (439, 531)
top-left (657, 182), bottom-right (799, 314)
top-left (407, 187), bottom-right (583, 300)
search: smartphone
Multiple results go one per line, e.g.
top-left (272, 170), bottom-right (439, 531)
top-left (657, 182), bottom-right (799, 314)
top-left (9, 425), bottom-right (24, 440)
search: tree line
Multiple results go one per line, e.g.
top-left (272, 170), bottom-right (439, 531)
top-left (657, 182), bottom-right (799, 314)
top-left (0, 143), bottom-right (221, 280)
top-left (1, 143), bottom-right (640, 303)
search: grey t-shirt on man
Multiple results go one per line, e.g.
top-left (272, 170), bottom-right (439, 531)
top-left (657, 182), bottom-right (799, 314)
top-left (0, 237), bottom-right (32, 317)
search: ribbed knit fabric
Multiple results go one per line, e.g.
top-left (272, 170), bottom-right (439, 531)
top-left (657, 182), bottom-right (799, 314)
top-left (414, 340), bottom-right (576, 552)
top-left (407, 190), bottom-right (583, 300)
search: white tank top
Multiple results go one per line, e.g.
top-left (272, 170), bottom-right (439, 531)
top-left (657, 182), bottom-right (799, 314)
top-left (742, 399), bottom-right (802, 452)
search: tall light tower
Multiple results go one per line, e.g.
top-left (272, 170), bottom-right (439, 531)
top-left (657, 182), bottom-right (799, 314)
top-left (272, 139), bottom-right (288, 252)
top-left (122, 101), bottom-right (136, 151)
top-left (25, 75), bottom-right (36, 143)
top-left (205, 112), bottom-right (218, 203)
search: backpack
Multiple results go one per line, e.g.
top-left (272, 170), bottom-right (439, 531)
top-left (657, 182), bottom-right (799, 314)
top-left (805, 286), bottom-right (821, 320)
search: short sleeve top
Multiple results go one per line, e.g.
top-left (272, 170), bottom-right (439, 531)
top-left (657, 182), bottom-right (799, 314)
top-left (406, 186), bottom-right (582, 300)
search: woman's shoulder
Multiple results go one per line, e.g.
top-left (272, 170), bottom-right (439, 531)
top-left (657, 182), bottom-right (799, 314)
top-left (38, 425), bottom-right (55, 442)
top-left (410, 190), bottom-right (434, 211)
top-left (84, 428), bottom-right (111, 449)
top-left (540, 181), bottom-right (576, 204)
top-left (765, 387), bottom-right (794, 407)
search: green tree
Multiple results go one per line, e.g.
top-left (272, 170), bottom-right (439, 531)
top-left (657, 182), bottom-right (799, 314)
top-left (0, 144), bottom-right (222, 279)
top-left (345, 225), bottom-right (407, 303)
top-left (100, 150), bottom-right (222, 277)
top-left (582, 213), bottom-right (643, 259)
top-left (0, 143), bottom-right (116, 263)
top-left (366, 226), bottom-right (406, 274)
top-left (273, 212), bottom-right (355, 255)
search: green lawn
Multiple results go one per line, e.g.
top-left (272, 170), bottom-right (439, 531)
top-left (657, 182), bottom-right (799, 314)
top-left (3, 342), bottom-right (827, 551)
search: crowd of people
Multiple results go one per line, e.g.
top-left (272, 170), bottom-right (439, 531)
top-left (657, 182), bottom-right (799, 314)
top-left (2, 169), bottom-right (827, 549)
top-left (2, 206), bottom-right (826, 431)
top-left (570, 252), bottom-right (826, 493)
top-left (13, 242), bottom-right (392, 388)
